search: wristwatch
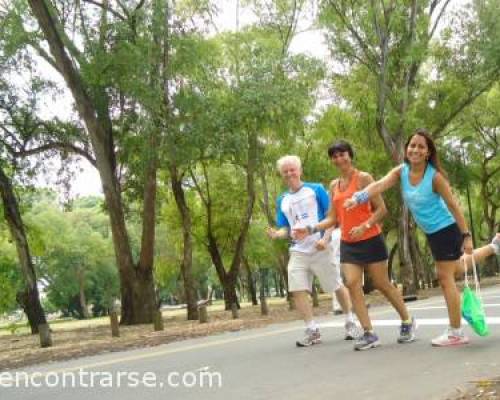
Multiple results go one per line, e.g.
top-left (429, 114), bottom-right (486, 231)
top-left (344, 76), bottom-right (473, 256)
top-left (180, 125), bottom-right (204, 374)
top-left (462, 231), bottom-right (472, 239)
top-left (307, 225), bottom-right (319, 235)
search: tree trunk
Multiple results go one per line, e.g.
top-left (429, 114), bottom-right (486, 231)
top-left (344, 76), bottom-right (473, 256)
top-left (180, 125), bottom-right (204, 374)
top-left (28, 0), bottom-right (157, 325)
top-left (278, 272), bottom-right (285, 297)
top-left (195, 130), bottom-right (257, 311)
top-left (0, 166), bottom-right (48, 335)
top-left (77, 267), bottom-right (90, 319)
top-left (388, 242), bottom-right (398, 283)
top-left (259, 268), bottom-right (267, 299)
top-left (311, 283), bottom-right (319, 308)
top-left (170, 165), bottom-right (198, 320)
top-left (409, 227), bottom-right (425, 290)
top-left (223, 273), bottom-right (240, 310)
top-left (15, 289), bottom-right (45, 335)
top-left (243, 258), bottom-right (258, 306)
top-left (398, 205), bottom-right (417, 295)
top-left (393, 139), bottom-right (418, 295)
top-left (272, 271), bottom-right (279, 297)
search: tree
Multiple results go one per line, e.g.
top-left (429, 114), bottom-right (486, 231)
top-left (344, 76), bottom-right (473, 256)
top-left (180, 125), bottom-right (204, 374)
top-left (0, 229), bottom-right (20, 315)
top-left (23, 0), bottom-right (160, 324)
top-left (25, 193), bottom-right (118, 318)
top-left (319, 0), bottom-right (500, 293)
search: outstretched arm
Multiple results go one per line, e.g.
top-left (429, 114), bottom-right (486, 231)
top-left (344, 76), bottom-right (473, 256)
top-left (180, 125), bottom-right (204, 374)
top-left (348, 173), bottom-right (388, 240)
top-left (345, 165), bottom-right (403, 209)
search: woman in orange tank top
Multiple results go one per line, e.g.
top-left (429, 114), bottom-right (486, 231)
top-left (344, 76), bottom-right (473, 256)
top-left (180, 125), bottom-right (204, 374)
top-left (294, 140), bottom-right (415, 351)
top-left (332, 169), bottom-right (382, 243)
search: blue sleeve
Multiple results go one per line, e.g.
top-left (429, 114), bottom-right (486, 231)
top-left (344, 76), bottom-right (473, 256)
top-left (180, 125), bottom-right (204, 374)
top-left (276, 195), bottom-right (289, 228)
top-left (315, 184), bottom-right (330, 218)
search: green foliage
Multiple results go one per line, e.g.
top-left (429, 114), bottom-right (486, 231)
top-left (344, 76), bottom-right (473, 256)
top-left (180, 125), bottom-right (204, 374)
top-left (1, 0), bottom-right (499, 307)
top-left (0, 233), bottom-right (20, 314)
top-left (22, 193), bottom-right (117, 318)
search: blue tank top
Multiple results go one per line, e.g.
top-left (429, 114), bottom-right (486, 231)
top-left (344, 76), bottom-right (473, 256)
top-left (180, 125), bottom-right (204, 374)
top-left (400, 163), bottom-right (455, 234)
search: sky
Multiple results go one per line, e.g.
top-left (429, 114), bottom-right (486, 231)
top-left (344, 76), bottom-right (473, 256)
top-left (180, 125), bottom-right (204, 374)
top-left (32, 0), bottom-right (468, 199)
top-left (34, 0), bottom-right (329, 199)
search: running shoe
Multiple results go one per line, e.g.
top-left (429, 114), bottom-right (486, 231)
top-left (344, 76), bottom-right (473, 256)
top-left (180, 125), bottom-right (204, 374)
top-left (398, 317), bottom-right (417, 343)
top-left (345, 321), bottom-right (363, 340)
top-left (354, 331), bottom-right (380, 351)
top-left (296, 328), bottom-right (321, 347)
top-left (431, 328), bottom-right (470, 347)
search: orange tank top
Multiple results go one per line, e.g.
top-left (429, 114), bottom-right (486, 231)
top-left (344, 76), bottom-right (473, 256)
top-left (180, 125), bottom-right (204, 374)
top-left (332, 170), bottom-right (382, 243)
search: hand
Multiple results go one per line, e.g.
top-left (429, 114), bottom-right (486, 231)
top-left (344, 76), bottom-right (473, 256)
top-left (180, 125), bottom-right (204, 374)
top-left (349, 224), bottom-right (366, 240)
top-left (315, 238), bottom-right (328, 251)
top-left (463, 236), bottom-right (473, 255)
top-left (291, 225), bottom-right (309, 240)
top-left (267, 227), bottom-right (281, 240)
top-left (344, 198), bottom-right (357, 211)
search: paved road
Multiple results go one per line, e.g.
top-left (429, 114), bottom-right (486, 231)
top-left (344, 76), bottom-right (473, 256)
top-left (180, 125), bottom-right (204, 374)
top-left (4, 286), bottom-right (500, 400)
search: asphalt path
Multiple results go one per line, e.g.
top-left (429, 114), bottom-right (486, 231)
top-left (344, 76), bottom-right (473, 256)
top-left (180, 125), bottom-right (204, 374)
top-left (3, 285), bottom-right (500, 400)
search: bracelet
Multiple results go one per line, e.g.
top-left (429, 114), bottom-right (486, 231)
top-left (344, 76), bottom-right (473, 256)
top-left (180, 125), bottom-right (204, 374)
top-left (462, 231), bottom-right (472, 239)
top-left (353, 190), bottom-right (370, 205)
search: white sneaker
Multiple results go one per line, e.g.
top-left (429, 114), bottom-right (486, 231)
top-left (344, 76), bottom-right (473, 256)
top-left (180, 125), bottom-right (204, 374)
top-left (296, 328), bottom-right (321, 347)
top-left (431, 328), bottom-right (469, 347)
top-left (344, 321), bottom-right (363, 340)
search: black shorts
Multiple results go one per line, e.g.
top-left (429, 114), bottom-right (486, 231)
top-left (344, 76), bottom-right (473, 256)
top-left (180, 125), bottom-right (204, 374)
top-left (340, 234), bottom-right (389, 265)
top-left (426, 223), bottom-right (463, 261)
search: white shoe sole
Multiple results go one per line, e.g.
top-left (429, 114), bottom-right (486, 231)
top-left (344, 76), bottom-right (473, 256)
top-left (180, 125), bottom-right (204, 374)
top-left (354, 340), bottom-right (381, 351)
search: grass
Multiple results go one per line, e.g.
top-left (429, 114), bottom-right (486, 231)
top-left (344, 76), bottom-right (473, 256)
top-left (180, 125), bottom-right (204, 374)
top-left (0, 297), bottom-right (290, 336)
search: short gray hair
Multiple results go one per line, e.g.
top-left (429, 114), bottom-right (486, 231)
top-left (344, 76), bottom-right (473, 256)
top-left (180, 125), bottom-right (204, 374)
top-left (276, 155), bottom-right (302, 172)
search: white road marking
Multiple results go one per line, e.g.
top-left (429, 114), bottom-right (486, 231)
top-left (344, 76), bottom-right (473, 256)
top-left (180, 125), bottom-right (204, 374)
top-left (321, 317), bottom-right (500, 328)
top-left (408, 304), bottom-right (500, 311)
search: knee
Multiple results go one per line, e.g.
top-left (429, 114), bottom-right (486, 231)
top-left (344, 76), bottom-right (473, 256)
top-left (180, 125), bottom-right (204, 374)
top-left (437, 271), bottom-right (453, 288)
top-left (344, 278), bottom-right (362, 293)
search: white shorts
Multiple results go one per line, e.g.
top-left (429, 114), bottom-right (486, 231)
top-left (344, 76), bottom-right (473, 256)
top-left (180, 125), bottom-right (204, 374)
top-left (288, 248), bottom-right (344, 293)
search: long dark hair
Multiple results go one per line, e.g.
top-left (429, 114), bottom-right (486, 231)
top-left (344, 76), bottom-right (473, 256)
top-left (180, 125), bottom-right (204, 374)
top-left (404, 128), bottom-right (447, 178)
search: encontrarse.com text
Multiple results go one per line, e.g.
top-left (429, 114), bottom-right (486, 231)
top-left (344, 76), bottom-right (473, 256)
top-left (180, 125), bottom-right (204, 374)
top-left (0, 368), bottom-right (222, 389)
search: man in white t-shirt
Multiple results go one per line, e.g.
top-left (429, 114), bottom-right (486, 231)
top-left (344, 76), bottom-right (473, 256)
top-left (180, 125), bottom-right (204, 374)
top-left (267, 155), bottom-right (359, 346)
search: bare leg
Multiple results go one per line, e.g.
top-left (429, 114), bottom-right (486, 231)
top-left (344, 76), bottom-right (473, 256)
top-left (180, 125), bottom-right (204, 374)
top-left (334, 286), bottom-right (352, 314)
top-left (460, 244), bottom-right (496, 273)
top-left (343, 263), bottom-right (371, 330)
top-left (367, 261), bottom-right (410, 321)
top-left (436, 260), bottom-right (462, 329)
top-left (292, 291), bottom-right (313, 323)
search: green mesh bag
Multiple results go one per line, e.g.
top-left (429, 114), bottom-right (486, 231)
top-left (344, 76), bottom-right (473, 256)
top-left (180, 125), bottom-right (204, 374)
top-left (461, 257), bottom-right (489, 337)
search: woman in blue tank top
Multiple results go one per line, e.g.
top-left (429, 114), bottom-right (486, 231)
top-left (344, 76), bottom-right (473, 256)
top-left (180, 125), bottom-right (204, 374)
top-left (343, 128), bottom-right (500, 347)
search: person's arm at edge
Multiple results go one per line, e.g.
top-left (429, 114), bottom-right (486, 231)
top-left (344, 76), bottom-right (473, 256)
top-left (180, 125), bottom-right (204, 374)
top-left (345, 165), bottom-right (403, 208)
top-left (360, 172), bottom-right (388, 227)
